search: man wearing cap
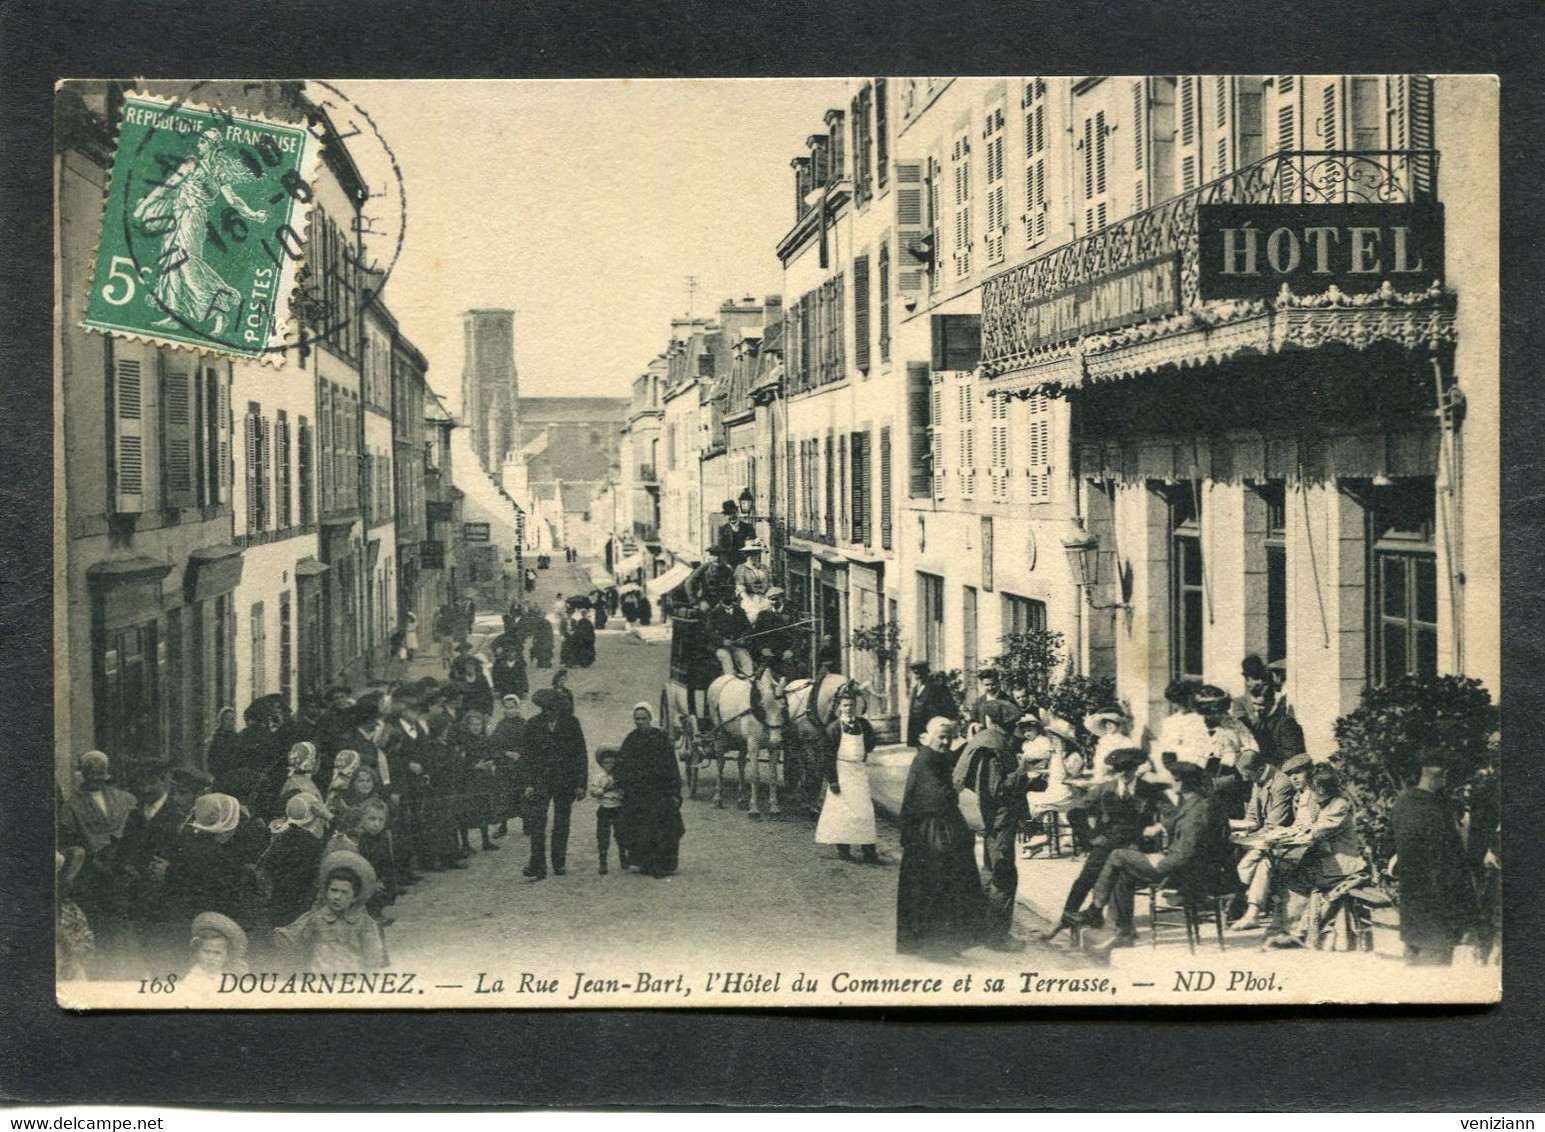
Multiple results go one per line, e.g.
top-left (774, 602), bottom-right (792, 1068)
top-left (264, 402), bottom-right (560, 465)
top-left (518, 688), bottom-right (589, 880)
top-left (1390, 748), bottom-right (1479, 965)
top-left (906, 662), bottom-right (959, 749)
top-left (1227, 748), bottom-right (1299, 931)
top-left (1242, 666), bottom-right (1305, 768)
top-left (956, 700), bottom-right (1030, 950)
top-left (1047, 746), bottom-right (1163, 940)
top-left (1071, 762), bottom-right (1229, 950)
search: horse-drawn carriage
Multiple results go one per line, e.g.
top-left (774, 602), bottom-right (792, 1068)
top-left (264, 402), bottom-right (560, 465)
top-left (658, 602), bottom-right (860, 818)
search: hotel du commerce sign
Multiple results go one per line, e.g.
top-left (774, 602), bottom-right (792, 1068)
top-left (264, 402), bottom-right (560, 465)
top-left (1196, 202), bottom-right (1446, 301)
top-left (1007, 255), bottom-right (1183, 354)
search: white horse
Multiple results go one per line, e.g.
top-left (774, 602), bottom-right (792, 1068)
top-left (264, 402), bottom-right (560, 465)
top-left (704, 665), bottom-right (789, 818)
top-left (780, 671), bottom-right (875, 814)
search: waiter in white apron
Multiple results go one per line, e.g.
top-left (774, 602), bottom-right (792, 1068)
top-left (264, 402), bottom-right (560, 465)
top-left (815, 686), bottom-right (883, 865)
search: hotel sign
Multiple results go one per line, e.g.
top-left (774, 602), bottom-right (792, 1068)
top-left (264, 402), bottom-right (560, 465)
top-left (1014, 256), bottom-right (1180, 352)
top-left (1197, 203), bottom-right (1444, 300)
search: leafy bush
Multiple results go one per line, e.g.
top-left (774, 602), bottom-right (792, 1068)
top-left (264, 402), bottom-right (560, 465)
top-left (1330, 674), bottom-right (1499, 876)
top-left (992, 630), bottom-right (1064, 696)
top-left (990, 631), bottom-right (1119, 752)
top-left (849, 620), bottom-right (902, 669)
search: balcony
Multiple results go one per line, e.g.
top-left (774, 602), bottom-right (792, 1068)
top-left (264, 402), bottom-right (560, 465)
top-left (637, 464), bottom-right (658, 485)
top-left (981, 150), bottom-right (1441, 378)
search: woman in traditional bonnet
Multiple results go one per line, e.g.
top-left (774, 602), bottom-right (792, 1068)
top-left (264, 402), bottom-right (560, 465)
top-left (164, 793), bottom-right (265, 936)
top-left (261, 792), bottom-right (331, 928)
top-left (279, 741), bottom-right (323, 805)
top-left (324, 750), bottom-right (362, 814)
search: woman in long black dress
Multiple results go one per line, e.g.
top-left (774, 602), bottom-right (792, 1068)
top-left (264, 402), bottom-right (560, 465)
top-left (616, 703), bottom-right (684, 878)
top-left (895, 716), bottom-right (988, 957)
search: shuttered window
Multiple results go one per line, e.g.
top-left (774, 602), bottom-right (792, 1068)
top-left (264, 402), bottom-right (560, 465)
top-left (853, 254), bottom-right (871, 372)
top-left (838, 436), bottom-right (847, 541)
top-left (956, 380), bottom-right (975, 499)
top-left (875, 79), bottom-right (889, 188)
top-left (244, 406), bottom-right (262, 535)
top-left (1082, 111), bottom-right (1109, 233)
top-left (879, 426), bottom-right (893, 550)
top-left (276, 412), bottom-right (292, 528)
top-left (161, 358), bottom-right (196, 509)
top-left (989, 391), bottom-right (1010, 503)
top-left (931, 381), bottom-right (945, 500)
top-left (907, 362), bottom-right (931, 498)
top-left (894, 161), bottom-right (926, 293)
top-left (298, 417), bottom-right (313, 526)
top-left (877, 240), bottom-right (891, 363)
top-left (1025, 392), bottom-right (1051, 502)
top-left (112, 355), bottom-right (145, 513)
top-left (849, 431), bottom-right (872, 546)
top-left (1025, 79), bottom-right (1049, 246)
top-left (951, 131), bottom-right (972, 279)
top-left (1321, 81), bottom-right (1339, 149)
top-left (983, 106), bottom-right (1005, 265)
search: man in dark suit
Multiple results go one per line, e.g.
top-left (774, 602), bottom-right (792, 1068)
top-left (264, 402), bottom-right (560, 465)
top-left (1047, 746), bottom-right (1163, 940)
top-left (906, 662), bottom-right (959, 748)
top-left (519, 689), bottom-right (588, 880)
top-left (1072, 762), bottom-right (1229, 950)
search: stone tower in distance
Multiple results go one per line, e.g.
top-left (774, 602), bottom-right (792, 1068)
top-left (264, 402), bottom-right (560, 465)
top-left (461, 309), bottom-right (519, 475)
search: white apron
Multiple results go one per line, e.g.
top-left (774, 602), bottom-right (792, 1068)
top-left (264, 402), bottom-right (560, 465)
top-left (815, 729), bottom-right (877, 845)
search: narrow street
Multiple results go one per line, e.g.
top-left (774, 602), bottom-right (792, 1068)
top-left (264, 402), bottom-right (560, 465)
top-left (388, 559), bottom-right (1069, 978)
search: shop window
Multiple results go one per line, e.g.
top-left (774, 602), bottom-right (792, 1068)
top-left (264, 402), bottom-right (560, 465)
top-left (1171, 485), bottom-right (1204, 681)
top-left (1370, 480), bottom-right (1438, 684)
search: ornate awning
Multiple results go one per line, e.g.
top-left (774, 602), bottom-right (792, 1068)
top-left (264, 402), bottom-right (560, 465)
top-left (980, 149), bottom-right (1451, 396)
top-left (987, 283), bottom-right (1456, 398)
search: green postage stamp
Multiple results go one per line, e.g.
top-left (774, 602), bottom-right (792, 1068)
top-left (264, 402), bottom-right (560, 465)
top-left (82, 93), bottom-right (321, 362)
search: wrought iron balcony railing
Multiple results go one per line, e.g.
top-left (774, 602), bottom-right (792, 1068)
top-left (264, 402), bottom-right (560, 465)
top-left (981, 149), bottom-right (1439, 373)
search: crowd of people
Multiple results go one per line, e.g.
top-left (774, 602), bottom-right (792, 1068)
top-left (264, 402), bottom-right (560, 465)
top-left (888, 657), bottom-right (1500, 967)
top-left (55, 630), bottom-right (689, 985)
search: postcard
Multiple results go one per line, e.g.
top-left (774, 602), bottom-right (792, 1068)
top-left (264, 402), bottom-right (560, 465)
top-left (53, 76), bottom-right (1499, 1008)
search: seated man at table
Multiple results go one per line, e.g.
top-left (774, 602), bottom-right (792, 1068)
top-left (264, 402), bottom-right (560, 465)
top-left (1044, 747), bottom-right (1164, 942)
top-left (1070, 762), bottom-right (1229, 951)
top-left (1227, 748), bottom-right (1298, 930)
